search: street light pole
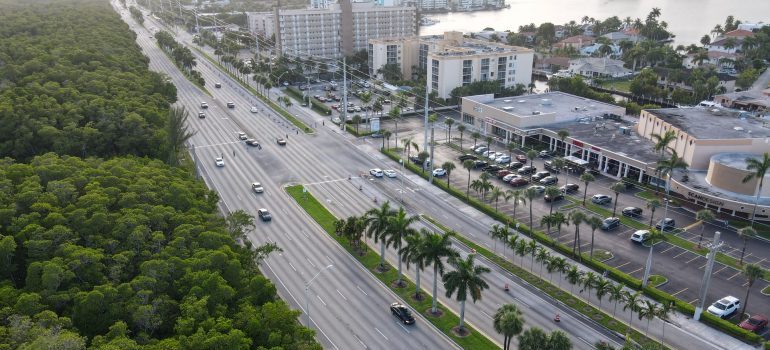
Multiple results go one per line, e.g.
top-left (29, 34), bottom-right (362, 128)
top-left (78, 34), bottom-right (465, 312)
top-left (399, 159), bottom-right (405, 203)
top-left (305, 264), bottom-right (334, 326)
top-left (694, 232), bottom-right (723, 320)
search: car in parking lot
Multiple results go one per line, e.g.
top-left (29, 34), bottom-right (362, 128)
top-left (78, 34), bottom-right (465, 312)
top-left (518, 166), bottom-right (536, 175)
top-left (487, 152), bottom-right (503, 160)
top-left (370, 168), bottom-right (384, 177)
top-left (198, 111), bottom-right (206, 118)
top-left (245, 139), bottom-right (260, 146)
top-left (227, 102), bottom-right (235, 108)
top-left (383, 169), bottom-right (397, 178)
top-left (601, 217), bottom-right (621, 230)
top-left (560, 183), bottom-right (579, 193)
top-left (483, 165), bottom-right (503, 173)
top-left (707, 296), bottom-right (740, 319)
top-left (528, 185), bottom-right (545, 193)
top-left (215, 157), bottom-right (224, 167)
top-left (539, 150), bottom-right (553, 158)
top-left (251, 182), bottom-right (264, 193)
top-left (539, 176), bottom-right (558, 186)
top-left (508, 161), bottom-right (524, 169)
top-left (532, 171), bottom-right (551, 181)
top-left (739, 314), bottom-right (768, 333)
top-left (257, 208), bottom-right (272, 222)
top-left (277, 138), bottom-right (287, 146)
top-left (432, 168), bottom-right (446, 177)
top-left (496, 155), bottom-right (511, 164)
top-left (622, 207), bottom-right (643, 217)
top-left (630, 230), bottom-right (650, 243)
top-left (200, 102), bottom-right (208, 109)
top-left (474, 146), bottom-right (488, 154)
top-left (473, 160), bottom-right (489, 169)
top-left (510, 177), bottom-right (529, 187)
top-left (544, 192), bottom-right (564, 202)
top-left (516, 154), bottom-right (528, 162)
top-left (459, 154), bottom-right (477, 161)
top-left (390, 302), bottom-right (415, 325)
top-left (496, 169), bottom-right (513, 178)
top-left (655, 218), bottom-right (676, 231)
top-left (501, 174), bottom-right (518, 182)
top-left (591, 194), bottom-right (612, 205)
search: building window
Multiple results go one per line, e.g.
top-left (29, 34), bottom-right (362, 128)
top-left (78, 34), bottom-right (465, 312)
top-left (462, 59), bottom-right (472, 85)
top-left (431, 59), bottom-right (439, 90)
top-left (463, 113), bottom-right (475, 124)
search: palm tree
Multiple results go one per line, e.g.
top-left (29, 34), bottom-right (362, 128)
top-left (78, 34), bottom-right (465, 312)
top-left (490, 187), bottom-right (504, 211)
top-left (740, 263), bottom-right (763, 325)
top-left (557, 129), bottom-right (570, 156)
top-left (551, 212), bottom-right (567, 245)
top-left (608, 283), bottom-right (625, 317)
top-left (657, 300), bottom-right (674, 340)
top-left (546, 330), bottom-right (572, 350)
top-left (471, 131), bottom-right (481, 148)
top-left (494, 304), bottom-right (525, 350)
top-left (423, 231), bottom-right (459, 314)
top-left (541, 214), bottom-right (557, 238)
top-left (595, 278), bottom-right (612, 308)
top-left (651, 130), bottom-right (676, 156)
top-left (737, 227), bottom-right (757, 265)
top-left (609, 182), bottom-right (625, 217)
top-left (580, 173), bottom-right (595, 206)
top-left (509, 189), bottom-right (525, 223)
top-left (485, 135), bottom-right (493, 152)
top-left (587, 216), bottom-right (602, 260)
top-left (695, 209), bottom-right (715, 248)
top-left (351, 115), bottom-right (362, 134)
top-left (442, 161), bottom-right (456, 187)
top-left (457, 124), bottom-right (467, 151)
top-left (623, 291), bottom-right (642, 335)
top-left (525, 187), bottom-right (538, 234)
top-left (656, 150), bottom-right (688, 196)
top-left (401, 229), bottom-right (427, 299)
top-left (365, 201), bottom-right (395, 269)
top-left (507, 142), bottom-right (517, 161)
top-left (646, 199), bottom-right (661, 229)
top-left (535, 246), bottom-right (550, 278)
top-left (444, 118), bottom-right (455, 143)
top-left (387, 207), bottom-right (419, 287)
top-left (443, 254), bottom-right (491, 331)
top-left (527, 240), bottom-right (537, 272)
top-left (515, 239), bottom-right (528, 267)
top-left (518, 327), bottom-right (549, 350)
top-left (551, 157), bottom-right (565, 181)
top-left (581, 271), bottom-right (598, 305)
top-left (488, 224), bottom-right (508, 253)
top-left (389, 106), bottom-right (402, 150)
top-left (637, 300), bottom-right (658, 336)
top-left (742, 153), bottom-right (770, 227)
top-left (552, 257), bottom-right (568, 288)
top-left (544, 186), bottom-right (561, 215)
top-left (569, 210), bottom-right (587, 259)
top-left (566, 265), bottom-right (582, 295)
top-left (402, 136), bottom-right (416, 158)
top-left (526, 150), bottom-right (538, 169)
top-left (463, 159), bottom-right (475, 198)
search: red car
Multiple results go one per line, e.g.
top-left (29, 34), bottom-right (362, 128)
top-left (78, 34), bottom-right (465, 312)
top-left (509, 177), bottom-right (529, 187)
top-left (516, 154), bottom-right (527, 162)
top-left (496, 169), bottom-right (513, 178)
top-left (739, 314), bottom-right (768, 333)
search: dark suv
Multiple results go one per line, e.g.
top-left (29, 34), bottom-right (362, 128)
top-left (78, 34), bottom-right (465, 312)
top-left (601, 217), bottom-right (621, 230)
top-left (390, 302), bottom-right (415, 325)
top-left (622, 207), bottom-right (643, 217)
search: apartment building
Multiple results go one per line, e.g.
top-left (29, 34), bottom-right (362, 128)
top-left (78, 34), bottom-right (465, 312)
top-left (368, 37), bottom-right (420, 80)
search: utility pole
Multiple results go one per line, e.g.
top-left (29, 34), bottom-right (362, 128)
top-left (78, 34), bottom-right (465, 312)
top-left (694, 231), bottom-right (723, 320)
top-left (194, 9), bottom-right (199, 33)
top-left (423, 79), bottom-right (430, 150)
top-left (428, 117), bottom-right (435, 183)
top-left (341, 57), bottom-right (348, 130)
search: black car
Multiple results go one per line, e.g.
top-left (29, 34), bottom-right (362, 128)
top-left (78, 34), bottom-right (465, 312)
top-left (214, 83), bottom-right (222, 88)
top-left (622, 207), bottom-right (643, 217)
top-left (544, 193), bottom-right (564, 202)
top-left (655, 218), bottom-right (676, 231)
top-left (227, 102), bottom-right (235, 108)
top-left (508, 161), bottom-right (524, 170)
top-left (459, 154), bottom-right (477, 161)
top-left (518, 166), bottom-right (536, 175)
top-left (483, 165), bottom-right (503, 173)
top-left (473, 160), bottom-right (489, 169)
top-left (257, 208), bottom-right (272, 222)
top-left (560, 183), bottom-right (580, 193)
top-left (198, 112), bottom-right (206, 118)
top-left (601, 217), bottom-right (621, 230)
top-left (390, 302), bottom-right (415, 325)
top-left (532, 171), bottom-right (551, 181)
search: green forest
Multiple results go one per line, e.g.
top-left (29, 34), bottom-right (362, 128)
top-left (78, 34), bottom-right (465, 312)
top-left (0, 0), bottom-right (320, 349)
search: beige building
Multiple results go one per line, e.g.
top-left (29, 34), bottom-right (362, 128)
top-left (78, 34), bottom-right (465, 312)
top-left (368, 36), bottom-right (420, 81)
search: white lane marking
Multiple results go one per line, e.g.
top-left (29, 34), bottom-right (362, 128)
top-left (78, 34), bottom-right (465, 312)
top-left (353, 334), bottom-right (367, 348)
top-left (578, 337), bottom-right (592, 346)
top-left (307, 257), bottom-right (316, 268)
top-left (513, 297), bottom-right (530, 308)
top-left (326, 255), bottom-right (334, 264)
top-left (317, 295), bottom-right (327, 306)
top-left (374, 327), bottom-right (389, 341)
top-left (357, 285), bottom-right (369, 296)
top-left (336, 289), bottom-right (348, 301)
top-left (302, 229), bottom-right (310, 238)
top-left (288, 262), bottom-right (297, 272)
top-left (480, 310), bottom-right (493, 319)
top-left (193, 140), bottom-right (242, 149)
top-left (398, 322), bottom-right (411, 334)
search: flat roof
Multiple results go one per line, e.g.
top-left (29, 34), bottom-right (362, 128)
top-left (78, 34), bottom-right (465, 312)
top-left (681, 168), bottom-right (770, 205)
top-left (646, 107), bottom-right (770, 139)
top-left (474, 92), bottom-right (623, 120)
top-left (541, 119), bottom-right (661, 164)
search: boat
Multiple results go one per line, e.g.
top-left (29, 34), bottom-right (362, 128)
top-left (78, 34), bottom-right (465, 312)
top-left (420, 17), bottom-right (438, 26)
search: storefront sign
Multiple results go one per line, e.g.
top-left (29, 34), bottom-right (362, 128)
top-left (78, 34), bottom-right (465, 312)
top-left (687, 191), bottom-right (724, 207)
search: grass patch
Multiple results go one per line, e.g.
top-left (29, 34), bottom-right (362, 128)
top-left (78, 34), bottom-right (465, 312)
top-left (602, 79), bottom-right (632, 92)
top-left (285, 185), bottom-right (498, 350)
top-left (635, 190), bottom-right (659, 201)
top-left (648, 275), bottom-right (668, 288)
top-left (592, 249), bottom-right (613, 261)
top-left (762, 285), bottom-right (770, 295)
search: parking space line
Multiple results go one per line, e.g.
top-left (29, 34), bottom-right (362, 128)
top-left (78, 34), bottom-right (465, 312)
top-left (689, 298), bottom-right (699, 305)
top-left (727, 271), bottom-right (742, 280)
top-left (685, 256), bottom-right (701, 264)
top-left (614, 262), bottom-right (630, 269)
top-left (628, 267), bottom-right (643, 274)
top-left (671, 287), bottom-right (688, 296)
top-left (674, 251), bottom-right (689, 258)
top-left (713, 266), bottom-right (728, 275)
top-left (660, 245), bottom-right (676, 254)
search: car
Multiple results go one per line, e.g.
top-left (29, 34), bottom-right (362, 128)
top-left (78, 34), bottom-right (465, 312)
top-left (544, 193), bottom-right (564, 202)
top-left (331, 104), bottom-right (339, 110)
top-left (277, 138), bottom-right (287, 146)
top-left (532, 171), bottom-right (551, 181)
top-left (390, 302), bottom-right (415, 325)
top-left (630, 230), bottom-right (651, 243)
top-left (560, 183), bottom-right (579, 193)
top-left (332, 117), bottom-right (341, 124)
top-left (257, 208), bottom-right (272, 222)
top-left (215, 157), bottom-right (224, 167)
top-left (482, 150), bottom-right (495, 158)
top-left (516, 154), bottom-right (527, 162)
top-left (508, 161), bottom-right (524, 170)
top-left (459, 154), bottom-right (477, 161)
top-left (483, 165), bottom-right (503, 173)
top-left (655, 218), bottom-right (676, 231)
top-left (539, 150), bottom-right (553, 158)
top-left (591, 194), bottom-right (612, 205)
top-left (502, 174), bottom-right (518, 182)
top-left (215, 83), bottom-right (222, 88)
top-left (354, 106), bottom-right (361, 112)
top-left (238, 132), bottom-right (248, 140)
top-left (198, 111), bottom-right (206, 118)
top-left (251, 182), bottom-right (264, 193)
top-left (497, 169), bottom-right (513, 178)
top-left (707, 296), bottom-right (740, 319)
top-left (509, 177), bottom-right (529, 187)
top-left (432, 168), bottom-right (447, 177)
top-left (601, 217), bottom-right (621, 230)
top-left (370, 168), bottom-right (384, 177)
top-left (528, 185), bottom-right (545, 193)
top-left (250, 106), bottom-right (259, 113)
top-left (540, 176), bottom-right (558, 185)
top-left (227, 102), bottom-right (235, 108)
top-left (739, 314), bottom-right (768, 333)
top-left (473, 160), bottom-right (489, 169)
top-left (488, 152), bottom-right (504, 160)
top-left (518, 166), bottom-right (536, 175)
top-left (383, 169), bottom-right (397, 178)
top-left (622, 207), bottom-right (643, 217)
top-left (383, 99), bottom-right (391, 104)
top-left (201, 102), bottom-right (208, 109)
top-left (496, 155), bottom-right (512, 164)
top-left (245, 139), bottom-right (260, 146)
top-left (474, 146), bottom-right (488, 154)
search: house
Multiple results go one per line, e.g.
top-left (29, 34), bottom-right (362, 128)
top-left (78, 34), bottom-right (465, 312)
top-left (568, 57), bottom-right (632, 78)
top-left (534, 56), bottom-right (570, 72)
top-left (553, 35), bottom-right (595, 50)
top-left (554, 25), bottom-right (567, 39)
top-left (653, 67), bottom-right (736, 94)
top-left (580, 43), bottom-right (621, 57)
top-left (707, 29), bottom-right (755, 53)
top-left (715, 89), bottom-right (770, 112)
top-left (683, 51), bottom-right (739, 70)
top-left (517, 31), bottom-right (536, 43)
top-left (601, 31), bottom-right (641, 44)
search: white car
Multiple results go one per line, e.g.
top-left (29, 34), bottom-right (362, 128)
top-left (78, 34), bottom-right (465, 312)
top-left (630, 230), bottom-right (650, 243)
top-left (502, 174), bottom-right (518, 182)
top-left (332, 117), bottom-right (341, 124)
top-left (707, 296), bottom-right (741, 319)
top-left (383, 169), bottom-right (397, 178)
top-left (370, 168), bottom-right (384, 177)
top-left (496, 155), bottom-right (512, 164)
top-left (251, 182), bottom-right (264, 193)
top-left (488, 152), bottom-right (504, 160)
top-left (474, 146), bottom-right (488, 154)
top-left (200, 102), bottom-right (208, 109)
top-left (238, 132), bottom-right (248, 140)
top-left (482, 150), bottom-right (495, 158)
top-left (528, 185), bottom-right (545, 193)
top-left (432, 168), bottom-right (446, 177)
top-left (250, 106), bottom-right (258, 113)
top-left (215, 157), bottom-right (225, 167)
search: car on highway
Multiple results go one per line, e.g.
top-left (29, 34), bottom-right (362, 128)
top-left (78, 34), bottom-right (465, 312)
top-left (257, 208), bottom-right (272, 222)
top-left (591, 194), bottom-right (612, 205)
top-left (246, 139), bottom-right (260, 146)
top-left (707, 296), bottom-right (740, 319)
top-left (250, 106), bottom-right (258, 113)
top-left (251, 182), bottom-right (264, 193)
top-left (227, 102), bottom-right (235, 108)
top-left (277, 138), bottom-right (287, 146)
top-left (739, 314), bottom-right (768, 333)
top-left (544, 192), bottom-right (564, 202)
top-left (630, 230), bottom-right (650, 243)
top-left (496, 155), bottom-right (512, 164)
top-left (432, 168), bottom-right (446, 177)
top-left (516, 154), bottom-right (528, 162)
top-left (528, 185), bottom-right (545, 193)
top-left (560, 183), bottom-right (579, 193)
top-left (518, 166), bottom-right (536, 175)
top-left (370, 168), bottom-right (384, 177)
top-left (214, 83), bottom-right (222, 88)
top-left (508, 161), bottom-right (524, 170)
top-left (509, 177), bottom-right (529, 187)
top-left (390, 302), bottom-right (415, 325)
top-left (601, 217), bottom-right (621, 230)
top-left (502, 174), bottom-right (518, 182)
top-left (383, 169), bottom-right (397, 178)
top-left (539, 176), bottom-right (558, 186)
top-left (622, 207), bottom-right (643, 217)
top-left (198, 111), bottom-right (206, 118)
top-left (215, 157), bottom-right (224, 167)
top-left (655, 218), bottom-right (676, 231)
top-left (238, 132), bottom-right (248, 140)
top-left (201, 102), bottom-right (208, 109)
top-left (459, 154), bottom-right (477, 161)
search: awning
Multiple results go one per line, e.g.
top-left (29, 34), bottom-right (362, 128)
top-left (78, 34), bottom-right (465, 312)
top-left (565, 155), bottom-right (589, 166)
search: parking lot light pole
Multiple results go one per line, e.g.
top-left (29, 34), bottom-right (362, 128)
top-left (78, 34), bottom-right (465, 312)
top-left (399, 159), bottom-right (405, 203)
top-left (305, 264), bottom-right (334, 326)
top-left (694, 232), bottom-right (723, 321)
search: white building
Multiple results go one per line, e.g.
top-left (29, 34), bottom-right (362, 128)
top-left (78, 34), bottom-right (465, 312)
top-left (246, 12), bottom-right (275, 39)
top-left (568, 57), bottom-right (632, 78)
top-left (417, 0), bottom-right (448, 10)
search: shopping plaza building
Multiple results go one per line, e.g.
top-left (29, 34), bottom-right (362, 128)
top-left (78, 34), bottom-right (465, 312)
top-left (461, 92), bottom-right (770, 221)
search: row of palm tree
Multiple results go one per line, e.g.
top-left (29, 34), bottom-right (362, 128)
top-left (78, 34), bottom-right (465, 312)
top-left (493, 302), bottom-right (572, 350)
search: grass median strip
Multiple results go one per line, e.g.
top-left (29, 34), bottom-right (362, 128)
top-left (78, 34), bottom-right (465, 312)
top-left (285, 185), bottom-right (498, 349)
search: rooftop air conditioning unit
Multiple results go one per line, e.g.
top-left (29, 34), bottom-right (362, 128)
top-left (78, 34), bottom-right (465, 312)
top-left (532, 111), bottom-right (541, 115)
